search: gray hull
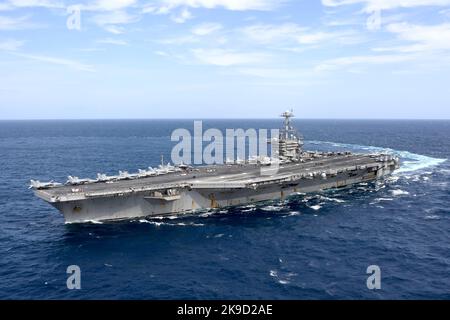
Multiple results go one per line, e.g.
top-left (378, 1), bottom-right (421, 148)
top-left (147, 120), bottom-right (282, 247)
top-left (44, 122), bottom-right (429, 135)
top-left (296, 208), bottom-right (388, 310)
top-left (46, 160), bottom-right (396, 223)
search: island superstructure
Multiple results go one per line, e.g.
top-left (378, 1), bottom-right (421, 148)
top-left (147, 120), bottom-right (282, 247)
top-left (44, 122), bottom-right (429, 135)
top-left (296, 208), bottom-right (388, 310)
top-left (31, 111), bottom-right (400, 223)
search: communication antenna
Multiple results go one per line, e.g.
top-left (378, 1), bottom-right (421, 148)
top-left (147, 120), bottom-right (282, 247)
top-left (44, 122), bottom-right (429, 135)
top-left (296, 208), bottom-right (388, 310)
top-left (281, 109), bottom-right (295, 140)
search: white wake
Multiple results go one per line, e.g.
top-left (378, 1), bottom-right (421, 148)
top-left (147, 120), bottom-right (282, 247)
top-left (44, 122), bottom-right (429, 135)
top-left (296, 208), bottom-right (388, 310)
top-left (307, 141), bottom-right (447, 174)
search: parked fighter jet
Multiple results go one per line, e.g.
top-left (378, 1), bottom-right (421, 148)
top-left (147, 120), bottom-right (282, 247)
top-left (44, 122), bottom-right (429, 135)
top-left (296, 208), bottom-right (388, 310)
top-left (157, 163), bottom-right (179, 174)
top-left (96, 173), bottom-right (118, 182)
top-left (156, 167), bottom-right (169, 175)
top-left (66, 176), bottom-right (97, 185)
top-left (117, 171), bottom-right (139, 180)
top-left (158, 163), bottom-right (177, 173)
top-left (29, 180), bottom-right (62, 190)
top-left (166, 163), bottom-right (178, 172)
top-left (137, 168), bottom-right (157, 178)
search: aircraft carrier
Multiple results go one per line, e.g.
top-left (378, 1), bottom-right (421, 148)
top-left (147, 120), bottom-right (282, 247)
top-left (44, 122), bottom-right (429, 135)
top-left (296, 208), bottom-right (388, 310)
top-left (31, 111), bottom-right (400, 223)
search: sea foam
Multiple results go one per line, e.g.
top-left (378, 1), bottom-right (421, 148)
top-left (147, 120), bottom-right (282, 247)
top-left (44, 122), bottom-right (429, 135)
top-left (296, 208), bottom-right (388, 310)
top-left (307, 141), bottom-right (446, 174)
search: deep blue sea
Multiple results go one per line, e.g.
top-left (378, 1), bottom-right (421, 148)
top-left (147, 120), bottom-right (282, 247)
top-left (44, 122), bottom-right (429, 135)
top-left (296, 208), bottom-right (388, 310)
top-left (0, 119), bottom-right (449, 300)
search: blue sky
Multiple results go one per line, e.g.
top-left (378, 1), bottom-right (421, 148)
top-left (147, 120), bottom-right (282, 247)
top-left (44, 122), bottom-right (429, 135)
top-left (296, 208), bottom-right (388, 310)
top-left (0, 0), bottom-right (450, 119)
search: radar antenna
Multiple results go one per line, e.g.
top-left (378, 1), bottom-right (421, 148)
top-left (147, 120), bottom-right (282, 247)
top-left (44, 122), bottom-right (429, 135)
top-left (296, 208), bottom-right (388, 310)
top-left (281, 109), bottom-right (295, 140)
top-left (279, 109), bottom-right (303, 160)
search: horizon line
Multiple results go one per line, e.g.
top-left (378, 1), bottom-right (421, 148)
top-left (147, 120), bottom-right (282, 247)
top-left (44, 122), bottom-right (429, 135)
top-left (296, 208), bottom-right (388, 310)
top-left (0, 118), bottom-right (449, 121)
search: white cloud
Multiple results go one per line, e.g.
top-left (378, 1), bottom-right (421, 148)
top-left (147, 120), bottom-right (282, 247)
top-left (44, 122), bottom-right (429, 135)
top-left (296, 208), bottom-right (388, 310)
top-left (76, 1), bottom-right (138, 34)
top-left (83, 0), bottom-right (136, 11)
top-left (322, 0), bottom-right (450, 12)
top-left (97, 38), bottom-right (128, 45)
top-left (160, 24), bottom-right (227, 45)
top-left (376, 22), bottom-right (450, 53)
top-left (236, 67), bottom-right (305, 78)
top-left (7, 0), bottom-right (64, 9)
top-left (102, 25), bottom-right (125, 34)
top-left (315, 53), bottom-right (414, 71)
top-left (0, 15), bottom-right (35, 30)
top-left (316, 22), bottom-right (450, 72)
top-left (0, 3), bottom-right (14, 11)
top-left (160, 35), bottom-right (199, 44)
top-left (192, 48), bottom-right (268, 66)
top-left (155, 50), bottom-right (169, 56)
top-left (191, 22), bottom-right (223, 36)
top-left (242, 23), bottom-right (362, 46)
top-left (0, 39), bottom-right (24, 51)
top-left (242, 23), bottom-right (306, 44)
top-left (161, 0), bottom-right (281, 11)
top-left (142, 5), bottom-right (157, 14)
top-left (143, 0), bottom-right (281, 25)
top-left (171, 8), bottom-right (193, 23)
top-left (297, 32), bottom-right (334, 44)
top-left (323, 18), bottom-right (361, 27)
top-left (14, 53), bottom-right (95, 72)
top-left (91, 10), bottom-right (139, 33)
top-left (92, 11), bottom-right (138, 24)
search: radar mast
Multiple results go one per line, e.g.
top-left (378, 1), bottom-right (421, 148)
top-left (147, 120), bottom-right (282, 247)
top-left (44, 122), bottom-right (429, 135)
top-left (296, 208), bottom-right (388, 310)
top-left (281, 109), bottom-right (295, 140)
top-left (279, 109), bottom-right (303, 160)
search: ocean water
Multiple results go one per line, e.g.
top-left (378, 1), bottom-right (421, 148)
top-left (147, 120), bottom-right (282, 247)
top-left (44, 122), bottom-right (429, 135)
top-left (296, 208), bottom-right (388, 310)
top-left (0, 119), bottom-right (449, 300)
